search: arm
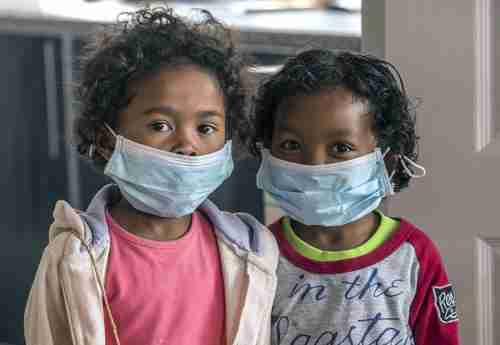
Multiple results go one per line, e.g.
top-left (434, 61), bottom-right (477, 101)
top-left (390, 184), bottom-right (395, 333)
top-left (24, 234), bottom-right (74, 345)
top-left (408, 232), bottom-right (460, 345)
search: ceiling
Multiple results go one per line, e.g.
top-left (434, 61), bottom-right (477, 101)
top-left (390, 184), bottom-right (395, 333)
top-left (0, 0), bottom-right (361, 36)
top-left (121, 0), bottom-right (361, 12)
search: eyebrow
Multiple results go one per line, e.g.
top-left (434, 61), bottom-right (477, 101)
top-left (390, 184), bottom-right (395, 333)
top-left (274, 122), bottom-right (302, 136)
top-left (275, 120), bottom-right (355, 139)
top-left (325, 128), bottom-right (355, 138)
top-left (143, 106), bottom-right (178, 116)
top-left (143, 106), bottom-right (224, 120)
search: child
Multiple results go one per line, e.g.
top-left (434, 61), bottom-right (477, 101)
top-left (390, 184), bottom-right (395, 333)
top-left (24, 7), bottom-right (278, 345)
top-left (250, 50), bottom-right (459, 345)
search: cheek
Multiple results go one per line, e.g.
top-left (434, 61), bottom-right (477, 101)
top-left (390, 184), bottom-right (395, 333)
top-left (357, 129), bottom-right (377, 153)
top-left (199, 131), bottom-right (226, 155)
top-left (364, 139), bottom-right (377, 153)
top-left (270, 140), bottom-right (301, 163)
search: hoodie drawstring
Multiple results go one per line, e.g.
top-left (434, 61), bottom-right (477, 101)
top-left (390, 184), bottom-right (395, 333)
top-left (65, 229), bottom-right (121, 345)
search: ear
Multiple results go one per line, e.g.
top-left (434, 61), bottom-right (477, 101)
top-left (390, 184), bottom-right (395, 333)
top-left (94, 125), bottom-right (116, 161)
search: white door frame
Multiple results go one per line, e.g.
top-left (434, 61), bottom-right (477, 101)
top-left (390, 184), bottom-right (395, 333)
top-left (363, 1), bottom-right (500, 344)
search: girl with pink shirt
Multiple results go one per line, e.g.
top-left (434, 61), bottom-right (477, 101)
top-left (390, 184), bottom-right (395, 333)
top-left (24, 6), bottom-right (278, 345)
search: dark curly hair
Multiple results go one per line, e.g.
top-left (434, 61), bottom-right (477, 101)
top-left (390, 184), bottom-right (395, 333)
top-left (250, 49), bottom-right (419, 192)
top-left (76, 6), bottom-right (252, 168)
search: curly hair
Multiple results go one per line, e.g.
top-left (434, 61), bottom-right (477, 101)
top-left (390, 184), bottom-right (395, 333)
top-left (76, 6), bottom-right (252, 168)
top-left (250, 49), bottom-right (419, 192)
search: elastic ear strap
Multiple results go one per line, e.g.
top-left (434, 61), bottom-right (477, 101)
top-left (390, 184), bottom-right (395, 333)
top-left (388, 169), bottom-right (396, 180)
top-left (400, 155), bottom-right (426, 178)
top-left (383, 148), bottom-right (396, 182)
top-left (387, 153), bottom-right (426, 181)
top-left (66, 230), bottom-right (121, 345)
top-left (104, 123), bottom-right (117, 138)
top-left (88, 144), bottom-right (95, 159)
top-left (382, 147), bottom-right (391, 158)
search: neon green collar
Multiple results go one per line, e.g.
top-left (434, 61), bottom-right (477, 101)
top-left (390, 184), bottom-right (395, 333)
top-left (282, 210), bottom-right (400, 262)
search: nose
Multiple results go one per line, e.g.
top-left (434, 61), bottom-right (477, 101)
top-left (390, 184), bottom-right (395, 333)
top-left (303, 148), bottom-right (329, 166)
top-left (172, 146), bottom-right (197, 156)
top-left (170, 129), bottom-right (198, 156)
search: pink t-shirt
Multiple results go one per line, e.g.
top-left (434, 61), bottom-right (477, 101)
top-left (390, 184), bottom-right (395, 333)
top-left (104, 210), bottom-right (226, 345)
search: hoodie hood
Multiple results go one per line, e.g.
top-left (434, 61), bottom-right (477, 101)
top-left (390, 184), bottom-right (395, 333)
top-left (50, 184), bottom-right (264, 255)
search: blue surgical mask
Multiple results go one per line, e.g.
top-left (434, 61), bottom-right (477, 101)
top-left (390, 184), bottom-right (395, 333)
top-left (103, 125), bottom-right (233, 218)
top-left (256, 148), bottom-right (394, 227)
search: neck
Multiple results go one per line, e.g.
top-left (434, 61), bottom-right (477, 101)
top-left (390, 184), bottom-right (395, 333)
top-left (109, 197), bottom-right (192, 241)
top-left (291, 211), bottom-right (380, 251)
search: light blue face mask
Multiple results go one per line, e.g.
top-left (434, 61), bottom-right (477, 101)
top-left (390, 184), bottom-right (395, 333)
top-left (103, 125), bottom-right (234, 218)
top-left (256, 148), bottom-right (395, 227)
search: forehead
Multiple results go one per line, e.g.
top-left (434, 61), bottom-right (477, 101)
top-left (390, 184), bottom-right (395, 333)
top-left (127, 64), bottom-right (225, 115)
top-left (274, 87), bottom-right (372, 138)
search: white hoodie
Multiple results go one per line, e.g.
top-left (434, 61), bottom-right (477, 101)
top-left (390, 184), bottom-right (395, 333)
top-left (24, 185), bottom-right (279, 345)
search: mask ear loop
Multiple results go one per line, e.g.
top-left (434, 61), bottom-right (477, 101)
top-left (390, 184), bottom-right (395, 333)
top-left (382, 148), bottom-right (426, 181)
top-left (382, 148), bottom-right (396, 179)
top-left (399, 154), bottom-right (426, 178)
top-left (382, 147), bottom-right (391, 158)
top-left (381, 148), bottom-right (397, 193)
top-left (88, 144), bottom-right (95, 159)
top-left (104, 123), bottom-right (118, 138)
top-left (88, 123), bottom-right (116, 160)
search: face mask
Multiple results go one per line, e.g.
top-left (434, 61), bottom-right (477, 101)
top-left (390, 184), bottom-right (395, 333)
top-left (256, 148), bottom-right (394, 227)
top-left (102, 124), bottom-right (234, 218)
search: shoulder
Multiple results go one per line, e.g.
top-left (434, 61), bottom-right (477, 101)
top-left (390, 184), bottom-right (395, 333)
top-left (398, 219), bottom-right (450, 281)
top-left (44, 200), bottom-right (95, 261)
top-left (399, 221), bottom-right (460, 331)
top-left (400, 219), bottom-right (445, 262)
top-left (49, 200), bottom-right (87, 240)
top-left (200, 202), bottom-right (280, 272)
top-left (200, 199), bottom-right (277, 253)
top-left (231, 211), bottom-right (280, 261)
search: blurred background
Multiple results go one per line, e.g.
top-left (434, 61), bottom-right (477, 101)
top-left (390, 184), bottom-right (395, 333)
top-left (2, 1), bottom-right (499, 345)
top-left (0, 1), bottom-right (361, 343)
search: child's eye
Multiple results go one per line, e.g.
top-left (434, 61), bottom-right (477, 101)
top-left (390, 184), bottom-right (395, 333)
top-left (279, 140), bottom-right (301, 152)
top-left (331, 143), bottom-right (353, 154)
top-left (198, 124), bottom-right (217, 135)
top-left (150, 122), bottom-right (173, 132)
